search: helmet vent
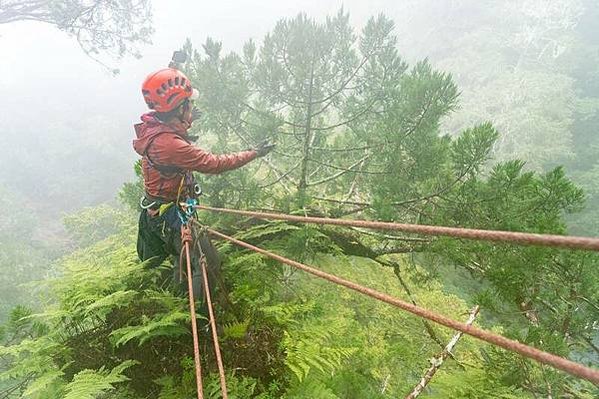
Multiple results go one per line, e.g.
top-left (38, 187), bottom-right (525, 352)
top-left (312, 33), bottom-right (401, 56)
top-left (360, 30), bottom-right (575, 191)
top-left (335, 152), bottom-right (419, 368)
top-left (168, 79), bottom-right (173, 87)
top-left (175, 77), bottom-right (180, 85)
top-left (166, 93), bottom-right (180, 104)
top-left (161, 83), bottom-right (168, 91)
top-left (181, 78), bottom-right (186, 86)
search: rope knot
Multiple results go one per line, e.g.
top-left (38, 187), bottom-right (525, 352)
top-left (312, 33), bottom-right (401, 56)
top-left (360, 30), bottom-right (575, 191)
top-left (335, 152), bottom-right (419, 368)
top-left (181, 225), bottom-right (193, 244)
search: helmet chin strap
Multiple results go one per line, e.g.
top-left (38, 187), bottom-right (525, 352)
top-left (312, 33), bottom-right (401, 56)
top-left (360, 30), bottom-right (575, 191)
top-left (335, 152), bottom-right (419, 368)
top-left (179, 101), bottom-right (193, 125)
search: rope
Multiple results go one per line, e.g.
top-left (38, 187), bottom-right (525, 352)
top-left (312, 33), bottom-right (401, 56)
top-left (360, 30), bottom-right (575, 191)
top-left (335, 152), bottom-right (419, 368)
top-left (197, 236), bottom-right (229, 398)
top-left (207, 228), bottom-right (599, 385)
top-left (181, 225), bottom-right (204, 399)
top-left (196, 206), bottom-right (599, 251)
top-left (181, 221), bottom-right (228, 398)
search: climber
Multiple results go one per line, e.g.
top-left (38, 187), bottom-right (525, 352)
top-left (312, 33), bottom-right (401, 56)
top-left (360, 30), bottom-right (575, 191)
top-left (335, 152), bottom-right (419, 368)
top-left (133, 59), bottom-right (274, 292)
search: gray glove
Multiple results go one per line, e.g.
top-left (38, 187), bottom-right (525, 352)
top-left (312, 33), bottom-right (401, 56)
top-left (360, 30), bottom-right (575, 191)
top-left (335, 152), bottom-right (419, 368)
top-left (191, 106), bottom-right (202, 122)
top-left (255, 140), bottom-right (276, 157)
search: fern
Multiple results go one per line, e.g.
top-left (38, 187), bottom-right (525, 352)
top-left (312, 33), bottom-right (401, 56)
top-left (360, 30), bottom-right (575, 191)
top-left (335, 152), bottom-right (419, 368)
top-left (204, 373), bottom-right (259, 399)
top-left (63, 360), bottom-right (138, 399)
top-left (22, 366), bottom-right (66, 397)
top-left (282, 378), bottom-right (340, 399)
top-left (0, 337), bottom-right (61, 381)
top-left (234, 221), bottom-right (300, 242)
top-left (222, 319), bottom-right (250, 339)
top-left (155, 376), bottom-right (184, 399)
top-left (84, 290), bottom-right (138, 319)
top-left (262, 301), bottom-right (317, 326)
top-left (110, 311), bottom-right (191, 347)
top-left (282, 313), bottom-right (357, 382)
top-left (284, 331), bottom-right (357, 382)
top-left (0, 192), bottom-right (541, 398)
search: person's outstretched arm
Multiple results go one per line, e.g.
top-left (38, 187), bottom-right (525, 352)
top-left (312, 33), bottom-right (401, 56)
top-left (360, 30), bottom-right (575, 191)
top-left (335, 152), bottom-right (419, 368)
top-left (156, 135), bottom-right (258, 174)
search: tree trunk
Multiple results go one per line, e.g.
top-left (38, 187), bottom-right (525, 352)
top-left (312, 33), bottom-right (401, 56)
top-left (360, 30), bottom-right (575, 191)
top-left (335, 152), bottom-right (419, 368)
top-left (297, 66), bottom-right (315, 203)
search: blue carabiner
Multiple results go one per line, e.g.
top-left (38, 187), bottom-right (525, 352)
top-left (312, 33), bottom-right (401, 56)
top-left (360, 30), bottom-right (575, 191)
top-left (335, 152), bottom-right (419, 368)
top-left (178, 198), bottom-right (199, 225)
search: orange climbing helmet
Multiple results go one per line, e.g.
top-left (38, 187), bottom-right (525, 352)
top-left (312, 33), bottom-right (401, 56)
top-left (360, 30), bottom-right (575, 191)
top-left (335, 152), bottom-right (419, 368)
top-left (141, 68), bottom-right (198, 112)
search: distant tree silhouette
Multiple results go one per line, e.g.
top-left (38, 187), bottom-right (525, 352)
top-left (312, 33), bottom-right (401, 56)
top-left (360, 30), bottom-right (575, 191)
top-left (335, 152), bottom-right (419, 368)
top-left (0, 1), bottom-right (154, 71)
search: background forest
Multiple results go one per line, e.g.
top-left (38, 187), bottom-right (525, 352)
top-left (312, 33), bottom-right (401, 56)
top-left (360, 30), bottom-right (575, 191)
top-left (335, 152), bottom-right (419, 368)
top-left (1, 1), bottom-right (598, 398)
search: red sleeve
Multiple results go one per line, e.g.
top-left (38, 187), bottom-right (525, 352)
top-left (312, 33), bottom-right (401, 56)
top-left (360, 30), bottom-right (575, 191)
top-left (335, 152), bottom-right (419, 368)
top-left (153, 135), bottom-right (258, 174)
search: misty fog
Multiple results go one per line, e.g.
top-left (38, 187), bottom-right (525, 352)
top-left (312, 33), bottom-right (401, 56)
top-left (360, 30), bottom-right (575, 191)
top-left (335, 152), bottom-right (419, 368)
top-left (1, 1), bottom-right (598, 397)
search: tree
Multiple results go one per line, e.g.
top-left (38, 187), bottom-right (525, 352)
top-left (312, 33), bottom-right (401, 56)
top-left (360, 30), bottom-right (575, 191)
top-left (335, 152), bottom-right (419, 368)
top-left (382, 0), bottom-right (584, 171)
top-left (0, 184), bottom-right (57, 322)
top-left (173, 10), bottom-right (599, 397)
top-left (183, 11), bottom-right (459, 211)
top-left (0, 0), bottom-right (153, 70)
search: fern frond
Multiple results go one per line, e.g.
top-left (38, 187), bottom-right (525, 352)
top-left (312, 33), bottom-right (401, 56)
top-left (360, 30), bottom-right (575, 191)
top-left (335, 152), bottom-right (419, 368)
top-left (62, 360), bottom-right (138, 399)
top-left (223, 319), bottom-right (250, 339)
top-left (22, 368), bottom-right (65, 397)
top-left (84, 290), bottom-right (138, 319)
top-left (234, 221), bottom-right (300, 242)
top-left (110, 311), bottom-right (190, 347)
top-left (0, 337), bottom-right (61, 381)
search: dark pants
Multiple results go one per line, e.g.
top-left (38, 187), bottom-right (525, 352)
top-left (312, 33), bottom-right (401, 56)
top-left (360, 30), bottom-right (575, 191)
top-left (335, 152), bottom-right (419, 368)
top-left (136, 207), bottom-right (222, 302)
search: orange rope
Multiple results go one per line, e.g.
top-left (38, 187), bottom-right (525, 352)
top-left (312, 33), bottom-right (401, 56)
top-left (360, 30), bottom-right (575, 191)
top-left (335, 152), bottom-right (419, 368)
top-left (196, 205), bottom-right (599, 251)
top-left (199, 251), bottom-right (228, 398)
top-left (181, 225), bottom-right (204, 399)
top-left (208, 228), bottom-right (599, 385)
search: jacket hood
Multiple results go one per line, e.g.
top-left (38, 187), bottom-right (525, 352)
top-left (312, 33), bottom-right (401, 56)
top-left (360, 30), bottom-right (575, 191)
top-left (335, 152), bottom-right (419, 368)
top-left (133, 112), bottom-right (189, 156)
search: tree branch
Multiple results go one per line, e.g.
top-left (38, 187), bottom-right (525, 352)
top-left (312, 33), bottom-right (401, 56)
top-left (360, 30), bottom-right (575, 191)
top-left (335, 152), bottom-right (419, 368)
top-left (312, 196), bottom-right (371, 207)
top-left (405, 306), bottom-right (480, 399)
top-left (306, 154), bottom-right (371, 187)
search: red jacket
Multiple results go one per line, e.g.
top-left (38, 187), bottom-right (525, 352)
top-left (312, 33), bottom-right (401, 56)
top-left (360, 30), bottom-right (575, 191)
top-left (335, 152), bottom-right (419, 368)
top-left (133, 113), bottom-right (257, 201)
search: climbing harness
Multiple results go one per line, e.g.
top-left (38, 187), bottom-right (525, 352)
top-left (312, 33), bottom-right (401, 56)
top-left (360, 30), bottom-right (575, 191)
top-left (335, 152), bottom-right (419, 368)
top-left (178, 201), bottom-right (228, 399)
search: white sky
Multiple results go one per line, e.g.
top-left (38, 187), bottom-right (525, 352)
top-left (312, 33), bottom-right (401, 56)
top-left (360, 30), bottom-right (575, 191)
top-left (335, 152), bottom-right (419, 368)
top-left (0, 0), bottom-right (401, 120)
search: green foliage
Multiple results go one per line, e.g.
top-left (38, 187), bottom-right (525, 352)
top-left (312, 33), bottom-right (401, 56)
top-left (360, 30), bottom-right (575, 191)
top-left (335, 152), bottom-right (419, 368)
top-left (395, 0), bottom-right (599, 239)
top-left (450, 123), bottom-right (499, 176)
top-left (22, 367), bottom-right (66, 398)
top-left (0, 185), bottom-right (60, 321)
top-left (119, 160), bottom-right (144, 212)
top-left (110, 311), bottom-right (190, 347)
top-left (282, 318), bottom-right (357, 382)
top-left (222, 319), bottom-right (250, 340)
top-left (63, 204), bottom-right (134, 247)
top-left (0, 230), bottom-right (186, 398)
top-left (2, 207), bottom-right (535, 398)
top-left (62, 360), bottom-right (138, 399)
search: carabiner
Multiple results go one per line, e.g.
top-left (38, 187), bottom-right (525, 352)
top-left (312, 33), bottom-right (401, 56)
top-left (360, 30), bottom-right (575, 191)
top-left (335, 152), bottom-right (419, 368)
top-left (139, 196), bottom-right (157, 210)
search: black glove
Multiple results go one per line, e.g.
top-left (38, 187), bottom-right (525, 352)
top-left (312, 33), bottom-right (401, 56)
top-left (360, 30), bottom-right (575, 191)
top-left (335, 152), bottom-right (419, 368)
top-left (255, 140), bottom-right (276, 157)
